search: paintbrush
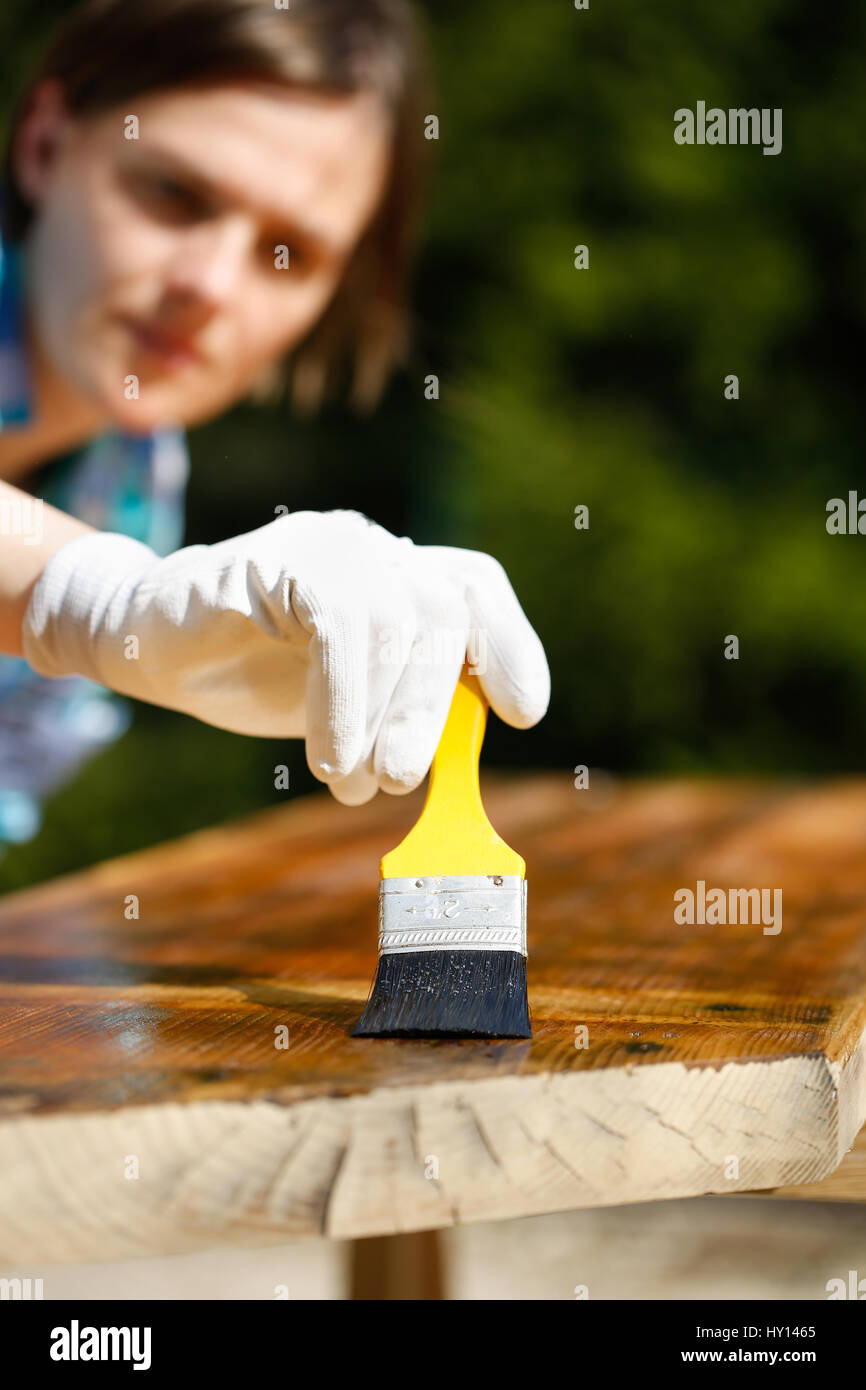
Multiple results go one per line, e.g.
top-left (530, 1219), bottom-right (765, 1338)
top-left (352, 663), bottom-right (530, 1038)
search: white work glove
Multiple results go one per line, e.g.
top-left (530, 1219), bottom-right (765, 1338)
top-left (22, 509), bottom-right (550, 805)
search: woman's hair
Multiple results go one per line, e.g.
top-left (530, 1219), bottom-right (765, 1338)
top-left (2, 0), bottom-right (433, 413)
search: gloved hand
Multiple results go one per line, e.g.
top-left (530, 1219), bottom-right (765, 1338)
top-left (22, 509), bottom-right (550, 805)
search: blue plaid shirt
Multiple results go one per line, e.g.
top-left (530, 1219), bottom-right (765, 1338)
top-left (0, 235), bottom-right (189, 853)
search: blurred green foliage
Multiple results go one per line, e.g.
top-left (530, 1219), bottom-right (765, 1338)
top-left (2, 0), bottom-right (866, 890)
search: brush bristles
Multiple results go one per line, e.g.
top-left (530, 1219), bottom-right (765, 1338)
top-left (352, 950), bottom-right (531, 1038)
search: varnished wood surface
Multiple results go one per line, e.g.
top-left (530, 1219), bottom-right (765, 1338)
top-left (4, 772), bottom-right (866, 1113)
top-left (2, 773), bottom-right (866, 1257)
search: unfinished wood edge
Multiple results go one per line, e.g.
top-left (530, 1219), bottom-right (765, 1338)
top-left (832, 1024), bottom-right (866, 1156)
top-left (321, 1050), bottom-right (851, 1239)
top-left (0, 1046), bottom-right (858, 1265)
top-left (750, 1027), bottom-right (866, 1203)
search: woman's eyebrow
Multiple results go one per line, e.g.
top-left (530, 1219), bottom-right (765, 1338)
top-left (127, 144), bottom-right (339, 257)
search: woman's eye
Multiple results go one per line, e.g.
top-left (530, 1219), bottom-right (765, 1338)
top-left (155, 177), bottom-right (189, 202)
top-left (125, 170), bottom-right (206, 223)
top-left (152, 178), bottom-right (202, 214)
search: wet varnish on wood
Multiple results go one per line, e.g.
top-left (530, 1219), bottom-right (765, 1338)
top-left (1, 773), bottom-right (866, 1263)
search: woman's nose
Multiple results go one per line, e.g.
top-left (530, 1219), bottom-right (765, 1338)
top-left (163, 216), bottom-right (254, 309)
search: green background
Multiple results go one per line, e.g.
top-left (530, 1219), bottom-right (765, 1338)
top-left (2, 0), bottom-right (865, 891)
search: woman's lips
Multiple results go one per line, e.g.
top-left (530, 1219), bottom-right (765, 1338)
top-left (122, 315), bottom-right (204, 370)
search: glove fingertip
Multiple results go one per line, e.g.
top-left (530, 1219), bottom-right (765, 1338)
top-left (377, 767), bottom-right (426, 796)
top-left (487, 674), bottom-right (551, 730)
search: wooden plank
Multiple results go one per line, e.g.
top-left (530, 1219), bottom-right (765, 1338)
top-left (761, 1122), bottom-right (866, 1203)
top-left (2, 772), bottom-right (866, 1261)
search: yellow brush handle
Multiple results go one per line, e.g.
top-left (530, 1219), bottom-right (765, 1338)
top-left (380, 664), bottom-right (526, 880)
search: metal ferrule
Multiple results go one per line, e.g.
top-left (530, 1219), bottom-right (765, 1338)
top-left (378, 874), bottom-right (527, 957)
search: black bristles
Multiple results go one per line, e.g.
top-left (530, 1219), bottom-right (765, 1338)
top-left (352, 950), bottom-right (531, 1038)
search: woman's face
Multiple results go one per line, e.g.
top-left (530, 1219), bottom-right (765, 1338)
top-left (17, 82), bottom-right (392, 431)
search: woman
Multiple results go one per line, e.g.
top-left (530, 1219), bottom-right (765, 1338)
top-left (0, 0), bottom-right (549, 858)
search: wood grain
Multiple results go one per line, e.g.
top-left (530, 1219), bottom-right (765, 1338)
top-left (761, 1122), bottom-right (866, 1203)
top-left (2, 772), bottom-right (866, 1262)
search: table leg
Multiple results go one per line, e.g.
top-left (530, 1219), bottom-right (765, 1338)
top-left (349, 1228), bottom-right (445, 1300)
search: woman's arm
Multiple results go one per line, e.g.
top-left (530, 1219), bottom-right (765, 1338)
top-left (0, 480), bottom-right (93, 656)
